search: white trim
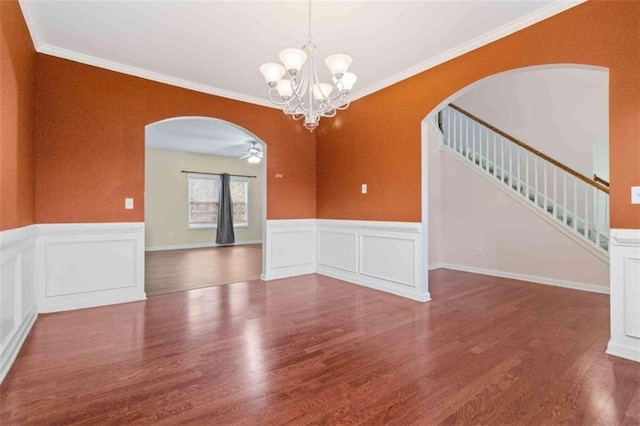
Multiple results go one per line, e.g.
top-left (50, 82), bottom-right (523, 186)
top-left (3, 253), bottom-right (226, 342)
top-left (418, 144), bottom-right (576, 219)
top-left (17, 0), bottom-right (41, 49)
top-left (349, 1), bottom-right (587, 102)
top-left (607, 341), bottom-right (640, 363)
top-left (316, 219), bottom-right (421, 234)
top-left (18, 0), bottom-right (585, 108)
top-left (428, 263), bottom-right (445, 271)
top-left (0, 307), bottom-right (37, 384)
top-left (37, 222), bottom-right (144, 236)
top-left (611, 229), bottom-right (640, 246)
top-left (145, 240), bottom-right (262, 252)
top-left (36, 290), bottom-right (145, 314)
top-left (434, 263), bottom-right (610, 295)
top-left (0, 225), bottom-right (38, 248)
top-left (317, 266), bottom-right (430, 303)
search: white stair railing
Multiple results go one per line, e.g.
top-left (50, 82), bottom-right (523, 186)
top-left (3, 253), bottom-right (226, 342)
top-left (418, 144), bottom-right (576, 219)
top-left (439, 104), bottom-right (610, 254)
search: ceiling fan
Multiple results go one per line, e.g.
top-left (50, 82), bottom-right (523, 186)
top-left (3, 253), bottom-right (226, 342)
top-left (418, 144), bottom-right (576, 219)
top-left (239, 141), bottom-right (263, 164)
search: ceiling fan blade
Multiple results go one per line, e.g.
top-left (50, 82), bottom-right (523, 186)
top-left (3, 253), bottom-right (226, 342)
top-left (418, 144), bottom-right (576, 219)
top-left (239, 153), bottom-right (251, 159)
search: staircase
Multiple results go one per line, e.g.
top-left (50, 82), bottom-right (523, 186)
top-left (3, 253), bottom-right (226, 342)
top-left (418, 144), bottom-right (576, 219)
top-left (438, 104), bottom-right (610, 255)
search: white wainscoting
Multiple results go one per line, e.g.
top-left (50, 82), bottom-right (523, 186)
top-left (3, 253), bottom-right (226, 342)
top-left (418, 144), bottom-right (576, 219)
top-left (262, 220), bottom-right (316, 280)
top-left (0, 225), bottom-right (38, 383)
top-left (607, 228), bottom-right (640, 362)
top-left (317, 220), bottom-right (429, 302)
top-left (36, 223), bottom-right (146, 313)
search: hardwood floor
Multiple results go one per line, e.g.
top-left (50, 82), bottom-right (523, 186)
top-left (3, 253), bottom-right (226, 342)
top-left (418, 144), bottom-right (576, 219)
top-left (1, 270), bottom-right (638, 425)
top-left (145, 244), bottom-right (262, 296)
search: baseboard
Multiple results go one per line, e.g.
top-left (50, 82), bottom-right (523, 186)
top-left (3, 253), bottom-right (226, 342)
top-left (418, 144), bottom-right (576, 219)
top-left (607, 341), bottom-right (640, 363)
top-left (436, 263), bottom-right (609, 294)
top-left (0, 306), bottom-right (37, 384)
top-left (317, 266), bottom-right (430, 302)
top-left (145, 240), bottom-right (262, 251)
top-left (428, 263), bottom-right (444, 271)
top-left (261, 264), bottom-right (316, 281)
top-left (38, 290), bottom-right (147, 314)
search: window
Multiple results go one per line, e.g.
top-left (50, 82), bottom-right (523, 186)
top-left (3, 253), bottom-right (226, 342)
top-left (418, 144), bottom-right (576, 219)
top-left (187, 174), bottom-right (249, 228)
top-left (230, 178), bottom-right (249, 227)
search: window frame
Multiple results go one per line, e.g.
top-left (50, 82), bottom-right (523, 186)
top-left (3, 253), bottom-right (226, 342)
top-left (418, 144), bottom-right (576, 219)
top-left (230, 176), bottom-right (250, 228)
top-left (186, 173), bottom-right (250, 230)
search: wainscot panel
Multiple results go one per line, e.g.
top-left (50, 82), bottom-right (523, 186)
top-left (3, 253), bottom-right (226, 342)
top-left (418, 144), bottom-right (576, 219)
top-left (607, 228), bottom-right (640, 362)
top-left (36, 223), bottom-right (146, 313)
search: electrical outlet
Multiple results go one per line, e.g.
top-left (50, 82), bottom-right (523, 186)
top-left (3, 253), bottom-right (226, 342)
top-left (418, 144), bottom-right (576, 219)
top-left (362, 184), bottom-right (367, 194)
top-left (476, 247), bottom-right (482, 256)
top-left (125, 198), bottom-right (134, 210)
top-left (632, 186), bottom-right (640, 205)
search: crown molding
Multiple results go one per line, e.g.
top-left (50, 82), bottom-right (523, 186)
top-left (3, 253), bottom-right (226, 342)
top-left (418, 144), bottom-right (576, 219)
top-left (348, 0), bottom-right (587, 102)
top-left (19, 0), bottom-right (585, 108)
top-left (18, 0), bottom-right (42, 49)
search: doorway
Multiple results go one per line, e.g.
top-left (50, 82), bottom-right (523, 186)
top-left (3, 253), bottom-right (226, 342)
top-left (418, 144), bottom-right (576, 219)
top-left (144, 116), bottom-right (267, 296)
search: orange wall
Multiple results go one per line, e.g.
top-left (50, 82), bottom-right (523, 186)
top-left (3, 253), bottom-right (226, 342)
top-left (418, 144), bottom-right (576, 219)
top-left (0, 0), bottom-right (36, 231)
top-left (34, 56), bottom-right (316, 223)
top-left (317, 1), bottom-right (640, 229)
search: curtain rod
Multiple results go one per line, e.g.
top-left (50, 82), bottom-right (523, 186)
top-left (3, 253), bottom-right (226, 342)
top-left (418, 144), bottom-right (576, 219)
top-left (181, 170), bottom-right (257, 179)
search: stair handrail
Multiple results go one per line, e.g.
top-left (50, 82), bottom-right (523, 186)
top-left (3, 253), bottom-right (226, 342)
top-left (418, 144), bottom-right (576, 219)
top-left (448, 103), bottom-right (609, 194)
top-left (593, 174), bottom-right (609, 187)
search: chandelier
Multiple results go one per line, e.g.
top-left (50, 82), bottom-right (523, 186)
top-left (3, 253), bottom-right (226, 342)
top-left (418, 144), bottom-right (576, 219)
top-left (259, 0), bottom-right (357, 132)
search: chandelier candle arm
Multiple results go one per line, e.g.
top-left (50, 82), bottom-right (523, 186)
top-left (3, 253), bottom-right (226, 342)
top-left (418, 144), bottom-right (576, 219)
top-left (259, 0), bottom-right (356, 131)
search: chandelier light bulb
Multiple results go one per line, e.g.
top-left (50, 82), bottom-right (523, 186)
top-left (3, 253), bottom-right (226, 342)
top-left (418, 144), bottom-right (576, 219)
top-left (336, 72), bottom-right (357, 93)
top-left (260, 63), bottom-right (286, 86)
top-left (279, 48), bottom-right (307, 74)
top-left (276, 80), bottom-right (294, 99)
top-left (312, 83), bottom-right (333, 100)
top-left (325, 54), bottom-right (352, 79)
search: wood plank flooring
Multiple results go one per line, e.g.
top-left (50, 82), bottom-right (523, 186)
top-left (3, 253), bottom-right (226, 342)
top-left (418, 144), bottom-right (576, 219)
top-left (145, 244), bottom-right (262, 296)
top-left (1, 270), bottom-right (639, 425)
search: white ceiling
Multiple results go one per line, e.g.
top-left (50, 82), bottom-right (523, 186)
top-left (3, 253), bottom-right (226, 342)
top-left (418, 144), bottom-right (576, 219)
top-left (145, 117), bottom-right (261, 157)
top-left (20, 0), bottom-right (583, 107)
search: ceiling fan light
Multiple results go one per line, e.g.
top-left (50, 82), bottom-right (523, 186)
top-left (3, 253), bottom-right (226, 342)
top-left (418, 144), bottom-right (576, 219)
top-left (312, 83), bottom-right (333, 100)
top-left (260, 63), bottom-right (286, 86)
top-left (279, 48), bottom-right (307, 74)
top-left (276, 79), bottom-right (294, 99)
top-left (248, 155), bottom-right (262, 164)
top-left (325, 54), bottom-right (352, 79)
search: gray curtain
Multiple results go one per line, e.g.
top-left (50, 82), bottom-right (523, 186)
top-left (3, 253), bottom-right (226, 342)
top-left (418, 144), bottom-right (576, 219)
top-left (216, 173), bottom-right (235, 245)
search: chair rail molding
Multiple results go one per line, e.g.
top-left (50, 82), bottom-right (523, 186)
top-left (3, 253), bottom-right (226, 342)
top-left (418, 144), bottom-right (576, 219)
top-left (35, 222), bottom-right (146, 313)
top-left (607, 228), bottom-right (640, 362)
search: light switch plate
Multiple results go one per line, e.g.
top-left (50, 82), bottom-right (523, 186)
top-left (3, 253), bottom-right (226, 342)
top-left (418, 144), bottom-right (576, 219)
top-left (361, 184), bottom-right (367, 194)
top-left (632, 186), bottom-right (640, 205)
top-left (125, 198), bottom-right (134, 209)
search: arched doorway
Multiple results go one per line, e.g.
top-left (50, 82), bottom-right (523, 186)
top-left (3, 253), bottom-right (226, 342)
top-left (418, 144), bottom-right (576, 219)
top-left (420, 64), bottom-right (610, 298)
top-left (143, 116), bottom-right (268, 296)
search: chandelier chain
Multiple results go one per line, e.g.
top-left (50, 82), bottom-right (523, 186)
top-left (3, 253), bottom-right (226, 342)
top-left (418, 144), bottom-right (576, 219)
top-left (307, 0), bottom-right (312, 43)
